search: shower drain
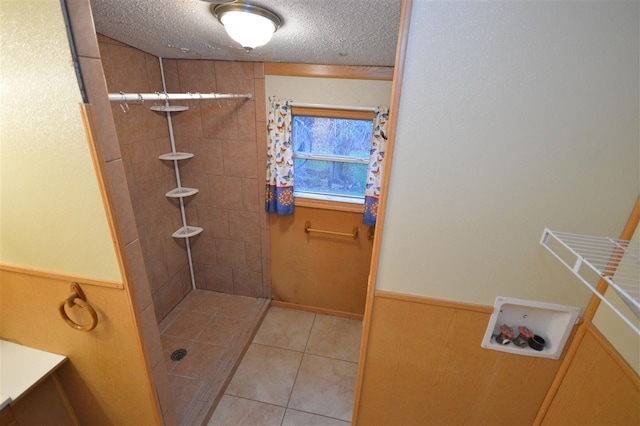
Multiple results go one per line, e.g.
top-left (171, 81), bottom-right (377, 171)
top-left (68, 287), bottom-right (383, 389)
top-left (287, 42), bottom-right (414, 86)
top-left (171, 348), bottom-right (187, 361)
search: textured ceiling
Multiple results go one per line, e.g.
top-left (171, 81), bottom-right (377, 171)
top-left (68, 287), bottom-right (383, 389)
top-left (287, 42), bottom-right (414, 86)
top-left (89, 0), bottom-right (401, 66)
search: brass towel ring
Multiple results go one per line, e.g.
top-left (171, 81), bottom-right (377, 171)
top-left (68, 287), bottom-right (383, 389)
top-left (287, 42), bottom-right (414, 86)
top-left (59, 283), bottom-right (98, 332)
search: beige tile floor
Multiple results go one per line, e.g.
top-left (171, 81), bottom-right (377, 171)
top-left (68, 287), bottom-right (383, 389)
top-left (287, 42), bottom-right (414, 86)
top-left (208, 306), bottom-right (363, 426)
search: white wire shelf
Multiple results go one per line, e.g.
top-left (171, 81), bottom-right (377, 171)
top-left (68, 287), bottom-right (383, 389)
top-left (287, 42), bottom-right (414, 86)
top-left (540, 229), bottom-right (640, 335)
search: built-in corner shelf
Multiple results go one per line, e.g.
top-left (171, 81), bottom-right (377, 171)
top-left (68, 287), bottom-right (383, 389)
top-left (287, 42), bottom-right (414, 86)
top-left (159, 152), bottom-right (194, 161)
top-left (540, 228), bottom-right (640, 335)
top-left (150, 105), bottom-right (189, 112)
top-left (172, 226), bottom-right (203, 239)
top-left (165, 187), bottom-right (198, 198)
top-left (481, 297), bottom-right (581, 359)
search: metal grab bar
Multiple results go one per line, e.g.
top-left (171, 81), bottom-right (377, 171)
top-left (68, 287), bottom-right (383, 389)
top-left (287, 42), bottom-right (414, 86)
top-left (59, 283), bottom-right (98, 332)
top-left (304, 221), bottom-right (359, 239)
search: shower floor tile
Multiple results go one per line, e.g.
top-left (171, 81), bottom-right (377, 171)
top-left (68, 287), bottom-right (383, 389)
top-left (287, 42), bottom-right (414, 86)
top-left (179, 290), bottom-right (227, 315)
top-left (161, 334), bottom-right (193, 368)
top-left (198, 316), bottom-right (244, 345)
top-left (163, 310), bottom-right (211, 340)
top-left (161, 289), bottom-right (270, 426)
top-left (170, 341), bottom-right (225, 380)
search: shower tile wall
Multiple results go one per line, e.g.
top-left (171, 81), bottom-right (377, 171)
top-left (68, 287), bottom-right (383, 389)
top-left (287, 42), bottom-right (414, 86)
top-left (161, 59), bottom-right (270, 300)
top-left (98, 36), bottom-right (270, 323)
top-left (78, 27), bottom-right (177, 424)
top-left (99, 36), bottom-right (191, 322)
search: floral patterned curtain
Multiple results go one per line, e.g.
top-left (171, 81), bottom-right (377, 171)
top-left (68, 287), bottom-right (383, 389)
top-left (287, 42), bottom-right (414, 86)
top-left (363, 106), bottom-right (389, 226)
top-left (265, 96), bottom-right (295, 215)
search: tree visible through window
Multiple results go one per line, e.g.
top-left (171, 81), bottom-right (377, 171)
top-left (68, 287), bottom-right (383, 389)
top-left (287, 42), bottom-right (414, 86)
top-left (292, 110), bottom-right (373, 201)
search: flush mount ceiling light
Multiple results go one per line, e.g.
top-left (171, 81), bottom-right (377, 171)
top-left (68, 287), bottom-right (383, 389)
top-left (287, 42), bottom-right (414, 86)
top-left (213, 3), bottom-right (281, 52)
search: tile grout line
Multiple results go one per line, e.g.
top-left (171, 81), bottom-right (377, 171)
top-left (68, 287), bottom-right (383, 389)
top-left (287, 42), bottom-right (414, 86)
top-left (304, 351), bottom-right (361, 365)
top-left (191, 310), bottom-right (218, 342)
top-left (280, 312), bottom-right (317, 423)
top-left (285, 406), bottom-right (353, 425)
top-left (158, 307), bottom-right (185, 333)
top-left (302, 313), bottom-right (316, 354)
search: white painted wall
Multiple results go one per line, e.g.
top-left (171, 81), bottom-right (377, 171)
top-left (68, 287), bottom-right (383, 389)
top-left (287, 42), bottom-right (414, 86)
top-left (0, 1), bottom-right (121, 282)
top-left (378, 0), bottom-right (639, 314)
top-left (265, 76), bottom-right (392, 111)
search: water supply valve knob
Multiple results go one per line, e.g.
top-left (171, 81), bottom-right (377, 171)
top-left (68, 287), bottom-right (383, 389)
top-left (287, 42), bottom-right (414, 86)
top-left (495, 324), bottom-right (515, 345)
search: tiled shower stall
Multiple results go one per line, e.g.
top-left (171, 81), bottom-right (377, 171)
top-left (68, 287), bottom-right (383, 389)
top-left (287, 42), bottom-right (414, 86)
top-left (99, 35), bottom-right (271, 322)
top-left (90, 33), bottom-right (272, 423)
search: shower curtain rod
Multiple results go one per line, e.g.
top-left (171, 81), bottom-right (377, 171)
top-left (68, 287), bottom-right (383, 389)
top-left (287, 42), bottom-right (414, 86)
top-left (289, 101), bottom-right (377, 113)
top-left (109, 94), bottom-right (376, 113)
top-left (108, 92), bottom-right (253, 102)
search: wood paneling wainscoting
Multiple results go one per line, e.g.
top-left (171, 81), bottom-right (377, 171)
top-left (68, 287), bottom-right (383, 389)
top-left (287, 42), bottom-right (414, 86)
top-left (269, 205), bottom-right (373, 316)
top-left (0, 267), bottom-right (160, 425)
top-left (354, 291), bottom-right (640, 425)
top-left (539, 323), bottom-right (640, 425)
top-left (2, 375), bottom-right (77, 426)
top-left (355, 291), bottom-right (565, 425)
top-left (349, 0), bottom-right (639, 423)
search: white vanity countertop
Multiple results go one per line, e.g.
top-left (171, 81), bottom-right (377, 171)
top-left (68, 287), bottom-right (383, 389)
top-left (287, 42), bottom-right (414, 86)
top-left (0, 340), bottom-right (67, 410)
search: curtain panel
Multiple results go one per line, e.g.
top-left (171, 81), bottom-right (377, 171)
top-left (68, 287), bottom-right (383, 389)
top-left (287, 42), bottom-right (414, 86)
top-left (265, 96), bottom-right (295, 215)
top-left (363, 106), bottom-right (389, 227)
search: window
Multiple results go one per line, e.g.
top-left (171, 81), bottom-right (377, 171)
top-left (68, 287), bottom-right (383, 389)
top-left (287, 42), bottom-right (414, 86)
top-left (291, 107), bottom-right (373, 204)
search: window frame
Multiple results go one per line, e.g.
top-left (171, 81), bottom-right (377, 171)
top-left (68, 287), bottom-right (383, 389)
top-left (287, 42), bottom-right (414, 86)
top-left (291, 106), bottom-right (374, 209)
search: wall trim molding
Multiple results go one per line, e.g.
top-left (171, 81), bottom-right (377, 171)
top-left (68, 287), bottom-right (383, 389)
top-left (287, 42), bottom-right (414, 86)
top-left (264, 62), bottom-right (393, 80)
top-left (271, 300), bottom-right (364, 321)
top-left (355, 288), bottom-right (562, 425)
top-left (375, 290), bottom-right (493, 314)
top-left (0, 263), bottom-right (124, 289)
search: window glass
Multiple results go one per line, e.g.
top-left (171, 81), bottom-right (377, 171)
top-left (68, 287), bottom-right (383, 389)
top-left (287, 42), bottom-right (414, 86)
top-left (292, 114), bottom-right (373, 201)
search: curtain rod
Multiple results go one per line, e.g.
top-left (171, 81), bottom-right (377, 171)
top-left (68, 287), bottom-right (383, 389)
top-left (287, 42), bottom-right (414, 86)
top-left (289, 102), bottom-right (377, 113)
top-left (108, 92), bottom-right (253, 102)
top-left (109, 95), bottom-right (376, 113)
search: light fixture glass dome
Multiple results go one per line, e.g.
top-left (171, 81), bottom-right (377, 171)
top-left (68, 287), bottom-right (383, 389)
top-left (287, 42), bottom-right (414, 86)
top-left (214, 3), bottom-right (281, 51)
